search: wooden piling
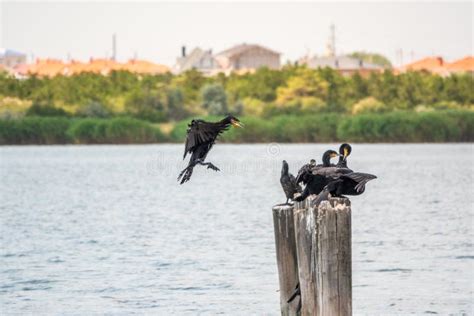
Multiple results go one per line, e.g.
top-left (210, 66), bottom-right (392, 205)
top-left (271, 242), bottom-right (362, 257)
top-left (272, 204), bottom-right (300, 316)
top-left (317, 197), bottom-right (352, 316)
top-left (293, 196), bottom-right (318, 315)
top-left (273, 196), bottom-right (352, 316)
top-left (292, 196), bottom-right (352, 315)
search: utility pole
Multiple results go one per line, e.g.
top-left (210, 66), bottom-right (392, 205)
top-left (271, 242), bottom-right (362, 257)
top-left (112, 33), bottom-right (117, 61)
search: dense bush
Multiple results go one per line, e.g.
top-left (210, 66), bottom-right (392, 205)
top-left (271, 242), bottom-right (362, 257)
top-left (0, 117), bottom-right (165, 145)
top-left (1, 110), bottom-right (472, 145)
top-left (68, 117), bottom-right (166, 144)
top-left (201, 84), bottom-right (228, 115)
top-left (170, 110), bottom-right (474, 143)
top-left (0, 117), bottom-right (71, 144)
top-left (26, 104), bottom-right (71, 117)
top-left (337, 111), bottom-right (470, 142)
top-left (351, 97), bottom-right (388, 114)
top-left (77, 101), bottom-right (111, 118)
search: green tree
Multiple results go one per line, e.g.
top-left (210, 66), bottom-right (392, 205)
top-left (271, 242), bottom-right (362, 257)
top-left (276, 67), bottom-right (328, 105)
top-left (166, 88), bottom-right (187, 120)
top-left (201, 83), bottom-right (228, 115)
top-left (349, 51), bottom-right (392, 68)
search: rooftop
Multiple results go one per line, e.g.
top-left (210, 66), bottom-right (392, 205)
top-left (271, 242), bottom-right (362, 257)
top-left (445, 56), bottom-right (474, 72)
top-left (216, 43), bottom-right (280, 57)
top-left (0, 48), bottom-right (26, 58)
top-left (305, 55), bottom-right (383, 70)
top-left (16, 58), bottom-right (170, 77)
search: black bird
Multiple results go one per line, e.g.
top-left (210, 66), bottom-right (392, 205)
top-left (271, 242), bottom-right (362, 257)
top-left (295, 158), bottom-right (316, 186)
top-left (319, 149), bottom-right (340, 168)
top-left (177, 115), bottom-right (243, 184)
top-left (336, 143), bottom-right (352, 168)
top-left (309, 163), bottom-right (377, 206)
top-left (294, 150), bottom-right (340, 201)
top-left (287, 283), bottom-right (301, 313)
top-left (295, 148), bottom-right (339, 187)
top-left (322, 169), bottom-right (377, 197)
top-left (280, 160), bottom-right (302, 204)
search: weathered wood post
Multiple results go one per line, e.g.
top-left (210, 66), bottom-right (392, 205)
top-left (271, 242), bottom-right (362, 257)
top-left (293, 196), bottom-right (318, 315)
top-left (272, 204), bottom-right (300, 316)
top-left (293, 196), bottom-right (352, 316)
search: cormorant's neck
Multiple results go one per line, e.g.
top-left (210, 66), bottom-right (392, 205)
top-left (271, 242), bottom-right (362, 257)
top-left (219, 119), bottom-right (230, 127)
top-left (322, 153), bottom-right (331, 167)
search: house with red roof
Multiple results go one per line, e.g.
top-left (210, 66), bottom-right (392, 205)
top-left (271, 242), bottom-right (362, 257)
top-left (398, 56), bottom-right (473, 76)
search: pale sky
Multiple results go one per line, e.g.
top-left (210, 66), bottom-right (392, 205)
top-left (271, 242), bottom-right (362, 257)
top-left (1, 1), bottom-right (472, 66)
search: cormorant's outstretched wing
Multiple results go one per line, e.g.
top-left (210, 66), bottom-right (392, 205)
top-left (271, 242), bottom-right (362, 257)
top-left (313, 166), bottom-right (354, 178)
top-left (183, 120), bottom-right (228, 159)
top-left (340, 172), bottom-right (377, 192)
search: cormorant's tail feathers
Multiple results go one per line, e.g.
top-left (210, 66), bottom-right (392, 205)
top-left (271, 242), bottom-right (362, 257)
top-left (177, 166), bottom-right (194, 184)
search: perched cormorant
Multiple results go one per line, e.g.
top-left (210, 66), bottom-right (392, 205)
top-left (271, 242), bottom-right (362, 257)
top-left (319, 149), bottom-right (340, 167)
top-left (294, 150), bottom-right (340, 201)
top-left (336, 143), bottom-right (352, 168)
top-left (177, 115), bottom-right (243, 184)
top-left (295, 159), bottom-right (316, 186)
top-left (308, 160), bottom-right (377, 206)
top-left (280, 160), bottom-right (302, 204)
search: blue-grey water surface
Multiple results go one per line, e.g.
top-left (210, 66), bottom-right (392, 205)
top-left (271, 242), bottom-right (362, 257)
top-left (0, 144), bottom-right (473, 315)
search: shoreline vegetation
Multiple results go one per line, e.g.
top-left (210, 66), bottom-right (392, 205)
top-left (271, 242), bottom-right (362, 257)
top-left (0, 66), bottom-right (472, 144)
top-left (0, 111), bottom-right (472, 145)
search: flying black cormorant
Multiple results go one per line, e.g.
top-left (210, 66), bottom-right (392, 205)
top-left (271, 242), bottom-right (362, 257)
top-left (280, 160), bottom-right (302, 204)
top-left (177, 115), bottom-right (243, 184)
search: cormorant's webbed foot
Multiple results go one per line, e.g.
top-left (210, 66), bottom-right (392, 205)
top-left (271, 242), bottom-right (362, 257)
top-left (206, 163), bottom-right (220, 171)
top-left (198, 160), bottom-right (220, 171)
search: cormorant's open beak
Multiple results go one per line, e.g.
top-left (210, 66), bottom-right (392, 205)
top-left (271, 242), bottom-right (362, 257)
top-left (231, 120), bottom-right (244, 128)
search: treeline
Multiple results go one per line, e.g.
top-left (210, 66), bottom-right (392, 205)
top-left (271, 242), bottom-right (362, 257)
top-left (1, 110), bottom-right (472, 145)
top-left (0, 66), bottom-right (472, 123)
top-left (0, 117), bottom-right (165, 144)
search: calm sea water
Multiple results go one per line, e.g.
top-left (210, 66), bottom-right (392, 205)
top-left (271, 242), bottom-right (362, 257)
top-left (0, 144), bottom-right (472, 315)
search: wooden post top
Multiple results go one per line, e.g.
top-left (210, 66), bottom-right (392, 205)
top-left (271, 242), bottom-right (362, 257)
top-left (294, 196), bottom-right (351, 212)
top-left (272, 204), bottom-right (294, 212)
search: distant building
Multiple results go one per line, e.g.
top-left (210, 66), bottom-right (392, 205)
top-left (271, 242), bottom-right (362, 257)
top-left (301, 55), bottom-right (384, 77)
top-left (0, 48), bottom-right (27, 68)
top-left (445, 56), bottom-right (474, 75)
top-left (14, 58), bottom-right (170, 77)
top-left (215, 43), bottom-right (280, 72)
top-left (397, 56), bottom-right (474, 76)
top-left (173, 43), bottom-right (280, 75)
top-left (397, 56), bottom-right (447, 75)
top-left (121, 59), bottom-right (170, 75)
top-left (173, 46), bottom-right (219, 75)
